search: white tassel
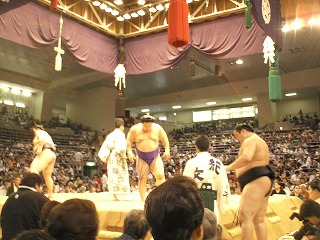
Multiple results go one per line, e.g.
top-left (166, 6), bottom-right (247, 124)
top-left (114, 64), bottom-right (126, 90)
top-left (54, 15), bottom-right (65, 71)
top-left (263, 36), bottom-right (275, 65)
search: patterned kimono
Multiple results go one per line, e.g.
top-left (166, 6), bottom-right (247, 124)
top-left (100, 128), bottom-right (130, 195)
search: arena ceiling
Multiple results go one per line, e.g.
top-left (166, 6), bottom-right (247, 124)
top-left (0, 0), bottom-right (320, 116)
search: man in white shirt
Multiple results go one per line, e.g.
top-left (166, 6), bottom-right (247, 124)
top-left (183, 135), bottom-right (229, 223)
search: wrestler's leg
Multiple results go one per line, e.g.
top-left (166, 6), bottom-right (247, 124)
top-left (253, 195), bottom-right (269, 240)
top-left (39, 150), bottom-right (56, 198)
top-left (136, 158), bottom-right (150, 201)
top-left (30, 156), bottom-right (41, 174)
top-left (150, 156), bottom-right (165, 187)
top-left (238, 176), bottom-right (271, 240)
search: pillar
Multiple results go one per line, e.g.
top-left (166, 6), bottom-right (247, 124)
top-left (257, 93), bottom-right (277, 128)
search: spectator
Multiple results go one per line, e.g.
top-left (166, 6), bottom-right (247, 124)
top-left (101, 169), bottom-right (108, 192)
top-left (40, 200), bottom-right (61, 229)
top-left (291, 185), bottom-right (303, 199)
top-left (0, 180), bottom-right (11, 196)
top-left (1, 173), bottom-right (49, 240)
top-left (74, 151), bottom-right (83, 174)
top-left (13, 229), bottom-right (56, 240)
top-left (45, 198), bottom-right (99, 240)
top-left (271, 180), bottom-right (286, 195)
top-left (300, 184), bottom-right (310, 200)
top-left (202, 208), bottom-right (220, 240)
top-left (113, 209), bottom-right (150, 240)
top-left (145, 176), bottom-right (204, 240)
top-left (6, 176), bottom-right (21, 196)
top-left (298, 199), bottom-right (320, 238)
top-left (309, 180), bottom-right (320, 203)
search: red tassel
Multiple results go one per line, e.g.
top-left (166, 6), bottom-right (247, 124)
top-left (168, 0), bottom-right (189, 48)
top-left (50, 0), bottom-right (58, 11)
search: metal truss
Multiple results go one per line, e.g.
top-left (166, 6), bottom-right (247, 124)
top-left (36, 0), bottom-right (246, 38)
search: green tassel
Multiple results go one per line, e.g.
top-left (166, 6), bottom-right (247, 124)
top-left (268, 51), bottom-right (282, 102)
top-left (268, 69), bottom-right (282, 102)
top-left (245, 0), bottom-right (252, 28)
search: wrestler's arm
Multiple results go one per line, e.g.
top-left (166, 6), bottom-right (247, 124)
top-left (226, 138), bottom-right (257, 171)
top-left (159, 125), bottom-right (170, 161)
top-left (126, 127), bottom-right (136, 163)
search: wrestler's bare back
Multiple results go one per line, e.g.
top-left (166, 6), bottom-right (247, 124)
top-left (33, 129), bottom-right (54, 145)
top-left (130, 123), bottom-right (161, 152)
top-left (236, 134), bottom-right (270, 178)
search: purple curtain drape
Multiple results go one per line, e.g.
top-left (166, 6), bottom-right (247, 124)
top-left (0, 1), bottom-right (118, 74)
top-left (125, 14), bottom-right (266, 75)
top-left (1, 1), bottom-right (267, 77)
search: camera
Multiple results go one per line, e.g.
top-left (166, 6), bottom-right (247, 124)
top-left (289, 212), bottom-right (317, 240)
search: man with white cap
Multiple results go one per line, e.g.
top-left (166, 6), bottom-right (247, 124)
top-left (127, 113), bottom-right (170, 201)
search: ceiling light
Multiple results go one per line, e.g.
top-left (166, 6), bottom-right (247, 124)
top-left (16, 102), bottom-right (25, 108)
top-left (92, 1), bottom-right (101, 6)
top-left (156, 4), bottom-right (164, 11)
top-left (3, 100), bottom-right (14, 106)
top-left (84, 0), bottom-right (90, 2)
top-left (172, 105), bottom-right (181, 109)
top-left (11, 88), bottom-right (21, 95)
top-left (141, 109), bottom-right (150, 113)
top-left (236, 59), bottom-right (243, 65)
top-left (282, 24), bottom-right (291, 32)
top-left (308, 18), bottom-right (316, 25)
top-left (131, 12), bottom-right (139, 18)
top-left (187, 0), bottom-right (193, 3)
top-left (285, 93), bottom-right (297, 97)
top-left (116, 16), bottom-right (124, 21)
top-left (111, 9), bottom-right (119, 16)
top-left (123, 13), bottom-right (131, 20)
top-left (137, 9), bottom-right (145, 16)
top-left (105, 7), bottom-right (112, 13)
top-left (149, 7), bottom-right (157, 13)
top-left (206, 101), bottom-right (216, 105)
top-left (114, 0), bottom-right (123, 5)
top-left (242, 97), bottom-right (252, 101)
top-left (290, 47), bottom-right (305, 53)
top-left (174, 112), bottom-right (177, 116)
top-left (22, 90), bottom-right (32, 97)
top-left (292, 19), bottom-right (303, 30)
top-left (99, 3), bottom-right (107, 10)
top-left (165, 3), bottom-right (170, 9)
top-left (137, 0), bottom-right (146, 5)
